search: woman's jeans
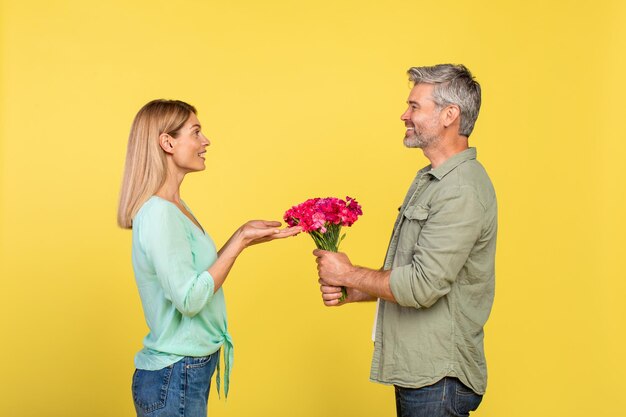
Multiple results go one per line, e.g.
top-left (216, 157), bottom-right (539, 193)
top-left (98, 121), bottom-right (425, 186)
top-left (132, 351), bottom-right (219, 417)
top-left (395, 377), bottom-right (483, 417)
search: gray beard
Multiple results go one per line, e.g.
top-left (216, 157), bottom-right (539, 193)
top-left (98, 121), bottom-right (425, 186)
top-left (403, 134), bottom-right (439, 149)
top-left (403, 136), bottom-right (423, 148)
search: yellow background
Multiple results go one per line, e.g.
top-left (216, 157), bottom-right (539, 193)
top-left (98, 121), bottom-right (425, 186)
top-left (1, 0), bottom-right (625, 416)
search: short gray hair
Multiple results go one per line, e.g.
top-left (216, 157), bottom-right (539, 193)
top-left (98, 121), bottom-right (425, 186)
top-left (407, 64), bottom-right (481, 137)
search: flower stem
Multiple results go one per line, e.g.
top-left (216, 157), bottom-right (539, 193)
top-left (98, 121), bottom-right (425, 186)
top-left (311, 224), bottom-right (346, 302)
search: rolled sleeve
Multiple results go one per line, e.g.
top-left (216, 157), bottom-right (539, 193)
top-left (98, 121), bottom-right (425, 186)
top-left (390, 185), bottom-right (484, 308)
top-left (140, 204), bottom-right (215, 317)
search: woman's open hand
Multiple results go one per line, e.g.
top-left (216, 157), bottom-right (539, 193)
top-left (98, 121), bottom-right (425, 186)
top-left (237, 220), bottom-right (301, 248)
top-left (211, 221), bottom-right (301, 292)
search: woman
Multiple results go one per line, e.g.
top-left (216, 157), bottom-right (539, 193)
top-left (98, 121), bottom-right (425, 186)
top-left (117, 99), bottom-right (299, 417)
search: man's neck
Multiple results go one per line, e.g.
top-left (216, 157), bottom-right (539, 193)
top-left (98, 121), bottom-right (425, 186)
top-left (423, 136), bottom-right (469, 169)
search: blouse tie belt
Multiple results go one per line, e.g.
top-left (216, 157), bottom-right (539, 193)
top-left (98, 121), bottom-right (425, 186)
top-left (216, 332), bottom-right (234, 399)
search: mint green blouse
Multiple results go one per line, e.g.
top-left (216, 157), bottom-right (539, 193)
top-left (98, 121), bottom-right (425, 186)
top-left (131, 196), bottom-right (233, 397)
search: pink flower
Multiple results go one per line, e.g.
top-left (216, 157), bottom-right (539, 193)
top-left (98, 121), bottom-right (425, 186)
top-left (284, 196), bottom-right (362, 303)
top-left (283, 196), bottom-right (362, 234)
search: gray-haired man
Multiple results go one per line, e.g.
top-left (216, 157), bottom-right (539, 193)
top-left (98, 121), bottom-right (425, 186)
top-left (314, 64), bottom-right (497, 417)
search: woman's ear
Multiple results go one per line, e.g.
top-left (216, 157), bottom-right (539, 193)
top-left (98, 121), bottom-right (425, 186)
top-left (159, 133), bottom-right (175, 154)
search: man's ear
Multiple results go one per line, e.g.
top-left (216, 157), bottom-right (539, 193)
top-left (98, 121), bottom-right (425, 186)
top-left (159, 133), bottom-right (174, 154)
top-left (442, 105), bottom-right (461, 128)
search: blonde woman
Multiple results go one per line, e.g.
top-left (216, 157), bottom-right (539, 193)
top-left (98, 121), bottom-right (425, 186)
top-left (118, 99), bottom-right (300, 417)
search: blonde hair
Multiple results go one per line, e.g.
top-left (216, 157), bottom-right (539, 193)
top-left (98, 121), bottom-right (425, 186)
top-left (117, 99), bottom-right (197, 229)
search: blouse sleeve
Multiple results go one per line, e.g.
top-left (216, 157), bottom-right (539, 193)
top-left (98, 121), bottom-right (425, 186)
top-left (138, 202), bottom-right (215, 317)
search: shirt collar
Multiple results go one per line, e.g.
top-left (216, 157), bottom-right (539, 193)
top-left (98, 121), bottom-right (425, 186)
top-left (426, 147), bottom-right (477, 180)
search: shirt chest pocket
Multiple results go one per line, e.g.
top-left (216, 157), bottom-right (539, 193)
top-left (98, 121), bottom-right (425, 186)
top-left (396, 205), bottom-right (429, 253)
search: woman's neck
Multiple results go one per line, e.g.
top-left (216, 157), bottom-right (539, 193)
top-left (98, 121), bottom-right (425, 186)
top-left (156, 168), bottom-right (185, 204)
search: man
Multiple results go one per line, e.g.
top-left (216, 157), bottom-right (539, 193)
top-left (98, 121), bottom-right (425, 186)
top-left (314, 64), bottom-right (497, 417)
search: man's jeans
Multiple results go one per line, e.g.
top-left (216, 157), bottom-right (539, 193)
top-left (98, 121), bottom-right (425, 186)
top-left (132, 351), bottom-right (219, 417)
top-left (395, 377), bottom-right (483, 417)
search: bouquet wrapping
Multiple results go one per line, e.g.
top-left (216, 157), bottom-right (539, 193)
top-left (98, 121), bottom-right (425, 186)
top-left (284, 196), bottom-right (362, 302)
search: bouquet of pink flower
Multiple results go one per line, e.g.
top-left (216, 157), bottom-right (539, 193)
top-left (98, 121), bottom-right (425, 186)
top-left (284, 196), bottom-right (363, 302)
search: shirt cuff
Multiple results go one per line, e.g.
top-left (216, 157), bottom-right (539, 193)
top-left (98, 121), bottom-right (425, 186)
top-left (389, 265), bottom-right (421, 308)
top-left (183, 270), bottom-right (215, 316)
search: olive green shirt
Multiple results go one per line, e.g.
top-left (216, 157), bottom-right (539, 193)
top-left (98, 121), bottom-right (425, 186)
top-left (370, 148), bottom-right (497, 394)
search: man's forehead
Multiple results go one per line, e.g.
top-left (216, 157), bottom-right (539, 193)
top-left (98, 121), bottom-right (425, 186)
top-left (408, 83), bottom-right (435, 102)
